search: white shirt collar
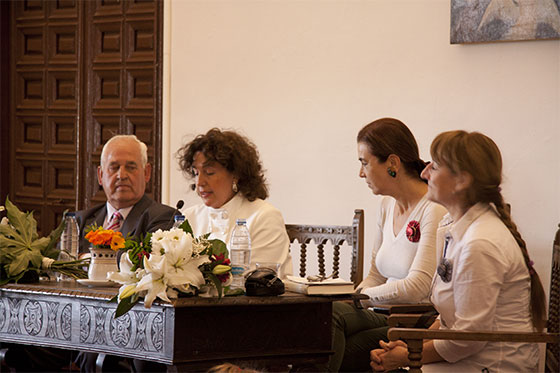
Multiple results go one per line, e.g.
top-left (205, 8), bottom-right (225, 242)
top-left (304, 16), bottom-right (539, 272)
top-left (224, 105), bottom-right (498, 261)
top-left (444, 203), bottom-right (492, 242)
top-left (105, 202), bottom-right (133, 226)
top-left (207, 193), bottom-right (243, 216)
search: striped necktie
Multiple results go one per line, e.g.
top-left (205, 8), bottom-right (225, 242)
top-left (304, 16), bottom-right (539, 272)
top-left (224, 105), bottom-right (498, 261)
top-left (106, 211), bottom-right (123, 231)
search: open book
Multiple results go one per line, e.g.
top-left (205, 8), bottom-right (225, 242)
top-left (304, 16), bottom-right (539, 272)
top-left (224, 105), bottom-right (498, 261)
top-left (284, 275), bottom-right (355, 295)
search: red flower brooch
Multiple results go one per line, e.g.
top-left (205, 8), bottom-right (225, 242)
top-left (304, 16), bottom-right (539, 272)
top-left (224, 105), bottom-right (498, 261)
top-left (406, 220), bottom-right (421, 242)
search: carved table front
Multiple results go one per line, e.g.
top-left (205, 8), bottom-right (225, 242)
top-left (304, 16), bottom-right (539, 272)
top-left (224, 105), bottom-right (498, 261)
top-left (0, 281), bottom-right (336, 370)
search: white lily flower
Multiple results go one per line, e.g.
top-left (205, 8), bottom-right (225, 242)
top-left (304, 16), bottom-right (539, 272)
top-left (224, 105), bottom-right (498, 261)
top-left (0, 217), bottom-right (8, 226)
top-left (134, 254), bottom-right (170, 308)
top-left (118, 284), bottom-right (137, 300)
top-left (161, 232), bottom-right (210, 288)
top-left (107, 252), bottom-right (139, 285)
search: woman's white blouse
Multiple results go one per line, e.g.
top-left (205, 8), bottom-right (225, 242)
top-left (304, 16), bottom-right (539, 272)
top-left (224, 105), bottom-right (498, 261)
top-left (428, 203), bottom-right (538, 372)
top-left (359, 196), bottom-right (447, 304)
top-left (185, 194), bottom-right (293, 277)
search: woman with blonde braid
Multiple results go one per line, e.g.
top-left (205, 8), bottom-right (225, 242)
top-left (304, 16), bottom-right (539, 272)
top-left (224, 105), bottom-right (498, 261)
top-left (371, 130), bottom-right (546, 372)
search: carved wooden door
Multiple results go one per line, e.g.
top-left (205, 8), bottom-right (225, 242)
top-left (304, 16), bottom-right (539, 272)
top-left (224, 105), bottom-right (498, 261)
top-left (7, 0), bottom-right (162, 236)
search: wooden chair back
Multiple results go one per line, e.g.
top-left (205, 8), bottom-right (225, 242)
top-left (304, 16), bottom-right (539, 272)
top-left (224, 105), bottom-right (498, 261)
top-left (547, 223), bottom-right (560, 372)
top-left (285, 209), bottom-right (364, 287)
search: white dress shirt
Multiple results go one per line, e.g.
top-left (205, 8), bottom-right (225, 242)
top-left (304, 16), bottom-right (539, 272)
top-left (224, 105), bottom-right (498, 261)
top-left (427, 203), bottom-right (538, 372)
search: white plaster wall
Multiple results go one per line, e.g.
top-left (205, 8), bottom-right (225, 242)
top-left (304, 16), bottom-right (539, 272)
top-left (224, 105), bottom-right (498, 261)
top-left (163, 0), bottom-right (560, 293)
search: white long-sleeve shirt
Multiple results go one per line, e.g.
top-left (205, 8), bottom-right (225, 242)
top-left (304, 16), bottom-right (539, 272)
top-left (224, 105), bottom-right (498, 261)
top-left (359, 196), bottom-right (447, 305)
top-left (185, 194), bottom-right (293, 277)
top-left (427, 203), bottom-right (538, 372)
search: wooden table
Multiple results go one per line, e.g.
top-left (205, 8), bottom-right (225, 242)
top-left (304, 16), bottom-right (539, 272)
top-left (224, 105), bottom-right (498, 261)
top-left (0, 281), bottom-right (345, 371)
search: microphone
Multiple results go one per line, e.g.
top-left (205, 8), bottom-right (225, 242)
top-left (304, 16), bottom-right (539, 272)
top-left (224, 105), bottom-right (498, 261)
top-left (176, 200), bottom-right (184, 210)
top-left (167, 200), bottom-right (185, 228)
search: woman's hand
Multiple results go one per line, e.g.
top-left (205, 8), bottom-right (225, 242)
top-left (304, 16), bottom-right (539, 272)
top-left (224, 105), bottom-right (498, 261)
top-left (370, 340), bottom-right (409, 371)
top-left (370, 348), bottom-right (386, 371)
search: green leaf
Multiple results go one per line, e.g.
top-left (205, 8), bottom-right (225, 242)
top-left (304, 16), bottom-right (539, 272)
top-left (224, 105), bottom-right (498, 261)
top-left (31, 237), bottom-right (50, 253)
top-left (179, 220), bottom-right (193, 235)
top-left (28, 250), bottom-right (44, 269)
top-left (208, 274), bottom-right (224, 298)
top-left (5, 197), bottom-right (35, 245)
top-left (114, 296), bottom-right (139, 318)
top-left (209, 239), bottom-right (228, 258)
top-left (7, 250), bottom-right (33, 277)
top-left (0, 226), bottom-right (26, 249)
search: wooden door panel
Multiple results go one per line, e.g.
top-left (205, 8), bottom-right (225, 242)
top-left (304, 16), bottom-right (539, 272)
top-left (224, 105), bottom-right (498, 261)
top-left (48, 115), bottom-right (77, 153)
top-left (47, 70), bottom-right (78, 108)
top-left (13, 159), bottom-right (44, 199)
top-left (47, 25), bottom-right (78, 64)
top-left (15, 70), bottom-right (45, 108)
top-left (125, 68), bottom-right (154, 108)
top-left (7, 0), bottom-right (162, 233)
top-left (46, 0), bottom-right (79, 19)
top-left (15, 115), bottom-right (45, 152)
top-left (91, 69), bottom-right (122, 108)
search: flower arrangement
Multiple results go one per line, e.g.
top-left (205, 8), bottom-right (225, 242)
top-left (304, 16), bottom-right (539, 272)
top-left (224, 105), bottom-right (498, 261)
top-left (0, 197), bottom-right (89, 285)
top-left (406, 220), bottom-right (421, 243)
top-left (85, 225), bottom-right (125, 251)
top-left (107, 220), bottom-right (232, 318)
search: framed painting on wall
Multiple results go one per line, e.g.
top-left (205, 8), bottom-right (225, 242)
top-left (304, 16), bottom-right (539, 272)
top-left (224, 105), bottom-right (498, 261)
top-left (451, 0), bottom-right (560, 44)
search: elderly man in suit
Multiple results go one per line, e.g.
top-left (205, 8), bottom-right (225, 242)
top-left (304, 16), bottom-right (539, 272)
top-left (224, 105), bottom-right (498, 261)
top-left (2, 135), bottom-right (176, 372)
top-left (75, 134), bottom-right (175, 372)
top-left (77, 134), bottom-right (176, 251)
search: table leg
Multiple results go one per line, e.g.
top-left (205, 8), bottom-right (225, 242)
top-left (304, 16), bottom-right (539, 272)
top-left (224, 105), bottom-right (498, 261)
top-left (95, 353), bottom-right (106, 373)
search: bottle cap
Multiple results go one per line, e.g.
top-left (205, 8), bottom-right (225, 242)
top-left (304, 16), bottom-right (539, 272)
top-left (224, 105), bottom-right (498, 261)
top-left (66, 212), bottom-right (76, 217)
top-left (174, 215), bottom-right (185, 222)
top-left (236, 219), bottom-right (247, 225)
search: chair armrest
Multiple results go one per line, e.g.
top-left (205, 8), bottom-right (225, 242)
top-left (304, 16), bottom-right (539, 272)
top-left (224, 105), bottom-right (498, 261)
top-left (372, 303), bottom-right (436, 315)
top-left (388, 327), bottom-right (560, 343)
top-left (387, 314), bottom-right (438, 328)
top-left (387, 328), bottom-right (559, 373)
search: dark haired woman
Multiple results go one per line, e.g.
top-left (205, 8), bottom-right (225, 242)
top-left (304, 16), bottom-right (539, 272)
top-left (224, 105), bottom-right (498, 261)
top-left (176, 128), bottom-right (293, 277)
top-left (371, 131), bottom-right (545, 372)
top-left (329, 118), bottom-right (446, 372)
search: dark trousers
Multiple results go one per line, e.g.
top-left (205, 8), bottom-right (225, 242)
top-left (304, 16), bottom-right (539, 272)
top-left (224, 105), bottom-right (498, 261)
top-left (328, 301), bottom-right (389, 372)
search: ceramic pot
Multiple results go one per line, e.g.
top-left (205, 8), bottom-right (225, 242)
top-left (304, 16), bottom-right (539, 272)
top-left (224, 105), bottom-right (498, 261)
top-left (88, 246), bottom-right (118, 281)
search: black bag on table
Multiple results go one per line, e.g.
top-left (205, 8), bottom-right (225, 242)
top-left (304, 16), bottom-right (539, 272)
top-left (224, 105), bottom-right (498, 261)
top-left (244, 268), bottom-right (285, 296)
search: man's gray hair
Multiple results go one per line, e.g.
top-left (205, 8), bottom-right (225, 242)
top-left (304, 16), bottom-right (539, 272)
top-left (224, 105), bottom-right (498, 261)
top-left (100, 135), bottom-right (148, 168)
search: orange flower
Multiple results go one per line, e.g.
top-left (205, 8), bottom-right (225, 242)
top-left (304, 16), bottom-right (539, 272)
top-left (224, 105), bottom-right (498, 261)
top-left (85, 226), bottom-right (124, 249)
top-left (111, 232), bottom-right (125, 251)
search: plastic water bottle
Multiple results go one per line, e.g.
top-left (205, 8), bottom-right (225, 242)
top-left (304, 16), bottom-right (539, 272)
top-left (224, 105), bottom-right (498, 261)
top-left (173, 215), bottom-right (185, 228)
top-left (57, 212), bottom-right (80, 281)
top-left (229, 219), bottom-right (251, 290)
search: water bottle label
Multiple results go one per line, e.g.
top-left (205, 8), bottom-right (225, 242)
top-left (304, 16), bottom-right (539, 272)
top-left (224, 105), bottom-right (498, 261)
top-left (231, 265), bottom-right (246, 276)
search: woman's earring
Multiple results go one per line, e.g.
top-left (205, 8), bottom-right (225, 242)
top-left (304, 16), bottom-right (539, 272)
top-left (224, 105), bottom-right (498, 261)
top-left (232, 181), bottom-right (238, 193)
top-left (387, 168), bottom-right (397, 178)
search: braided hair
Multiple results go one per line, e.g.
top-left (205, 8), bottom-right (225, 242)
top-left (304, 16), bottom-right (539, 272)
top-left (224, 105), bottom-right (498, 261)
top-left (430, 130), bottom-right (546, 331)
